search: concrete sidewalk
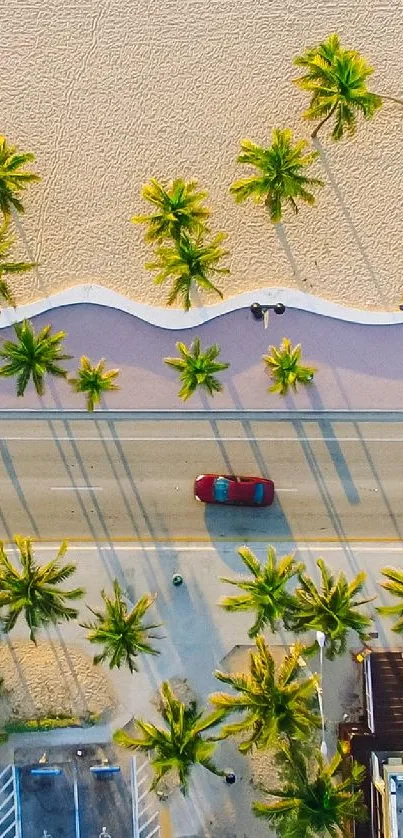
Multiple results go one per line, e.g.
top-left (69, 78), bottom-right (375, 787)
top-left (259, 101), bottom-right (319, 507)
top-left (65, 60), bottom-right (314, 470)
top-left (0, 303), bottom-right (401, 411)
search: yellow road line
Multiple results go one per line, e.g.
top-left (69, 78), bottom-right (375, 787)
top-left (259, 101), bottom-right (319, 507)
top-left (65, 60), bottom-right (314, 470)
top-left (159, 808), bottom-right (173, 838)
top-left (12, 535), bottom-right (403, 544)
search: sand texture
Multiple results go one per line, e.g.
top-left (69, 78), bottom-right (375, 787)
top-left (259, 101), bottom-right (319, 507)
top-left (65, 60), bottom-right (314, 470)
top-left (0, 641), bottom-right (117, 724)
top-left (1, 0), bottom-right (403, 312)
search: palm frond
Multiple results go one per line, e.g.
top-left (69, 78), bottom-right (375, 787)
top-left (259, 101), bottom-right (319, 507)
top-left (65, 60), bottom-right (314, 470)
top-left (209, 636), bottom-right (320, 753)
top-left (0, 319), bottom-right (71, 397)
top-left (290, 558), bottom-right (373, 658)
top-left (252, 741), bottom-right (367, 832)
top-left (132, 177), bottom-right (210, 243)
top-left (219, 544), bottom-right (301, 636)
top-left (293, 34), bottom-right (382, 140)
top-left (164, 338), bottom-right (229, 401)
top-left (377, 566), bottom-right (403, 632)
top-left (230, 129), bottom-right (323, 222)
top-left (146, 233), bottom-right (228, 311)
top-left (69, 356), bottom-right (119, 411)
top-left (114, 681), bottom-right (223, 794)
top-left (0, 136), bottom-right (40, 218)
top-left (0, 536), bottom-right (83, 642)
top-left (263, 337), bottom-right (316, 396)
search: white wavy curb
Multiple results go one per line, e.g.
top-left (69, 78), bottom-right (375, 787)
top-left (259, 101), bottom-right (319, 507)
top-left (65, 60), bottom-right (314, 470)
top-left (0, 284), bottom-right (403, 329)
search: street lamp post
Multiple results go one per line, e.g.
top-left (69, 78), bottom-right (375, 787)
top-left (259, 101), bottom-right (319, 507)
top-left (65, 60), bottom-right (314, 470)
top-left (250, 302), bottom-right (286, 320)
top-left (316, 630), bottom-right (327, 756)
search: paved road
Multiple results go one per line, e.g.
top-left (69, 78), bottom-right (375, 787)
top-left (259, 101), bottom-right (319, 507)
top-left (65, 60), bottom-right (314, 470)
top-left (1, 415), bottom-right (403, 540)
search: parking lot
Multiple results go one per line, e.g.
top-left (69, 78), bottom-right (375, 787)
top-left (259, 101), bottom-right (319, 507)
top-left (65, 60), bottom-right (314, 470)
top-left (14, 745), bottom-right (137, 838)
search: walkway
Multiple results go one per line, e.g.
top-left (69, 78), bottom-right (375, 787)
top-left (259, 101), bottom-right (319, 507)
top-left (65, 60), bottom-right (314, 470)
top-left (0, 305), bottom-right (401, 410)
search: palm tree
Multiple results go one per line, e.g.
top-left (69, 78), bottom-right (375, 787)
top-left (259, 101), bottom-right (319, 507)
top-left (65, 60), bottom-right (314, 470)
top-left (146, 233), bottom-right (228, 311)
top-left (210, 637), bottom-right (320, 754)
top-left (81, 580), bottom-right (162, 673)
top-left (0, 136), bottom-right (40, 218)
top-left (114, 681), bottom-right (224, 794)
top-left (0, 536), bottom-right (84, 643)
top-left (263, 338), bottom-right (316, 396)
top-left (0, 319), bottom-right (71, 396)
top-left (294, 33), bottom-right (383, 140)
top-left (0, 219), bottom-right (35, 306)
top-left (132, 177), bottom-right (210, 243)
top-left (377, 566), bottom-right (403, 632)
top-left (219, 545), bottom-right (303, 637)
top-left (253, 741), bottom-right (367, 836)
top-left (230, 129), bottom-right (323, 223)
top-left (69, 356), bottom-right (119, 411)
top-left (164, 338), bottom-right (229, 401)
top-left (290, 559), bottom-right (374, 659)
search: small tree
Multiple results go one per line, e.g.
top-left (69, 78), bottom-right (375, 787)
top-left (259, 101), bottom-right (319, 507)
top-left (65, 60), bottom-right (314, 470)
top-left (253, 741), bottom-right (367, 835)
top-left (377, 566), bottom-right (403, 632)
top-left (0, 136), bottom-right (40, 218)
top-left (0, 536), bottom-right (84, 643)
top-left (290, 558), bottom-right (374, 659)
top-left (263, 338), bottom-right (316, 395)
top-left (0, 319), bottom-right (71, 397)
top-left (114, 681), bottom-right (224, 794)
top-left (164, 338), bottom-right (229, 401)
top-left (69, 356), bottom-right (119, 411)
top-left (219, 545), bottom-right (303, 637)
top-left (146, 233), bottom-right (228, 311)
top-left (132, 177), bottom-right (210, 243)
top-left (210, 637), bottom-right (320, 753)
top-left (230, 129), bottom-right (323, 223)
top-left (0, 219), bottom-right (35, 306)
top-left (81, 580), bottom-right (161, 673)
top-left (294, 33), bottom-right (383, 140)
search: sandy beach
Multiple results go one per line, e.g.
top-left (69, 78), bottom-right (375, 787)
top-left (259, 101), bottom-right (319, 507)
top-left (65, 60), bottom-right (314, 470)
top-left (1, 1), bottom-right (403, 313)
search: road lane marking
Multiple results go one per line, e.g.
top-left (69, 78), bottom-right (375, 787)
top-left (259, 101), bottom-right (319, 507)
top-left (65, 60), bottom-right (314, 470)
top-left (50, 486), bottom-right (103, 491)
top-left (3, 536), bottom-right (403, 544)
top-left (1, 436), bottom-right (403, 442)
top-left (6, 544), bottom-right (402, 552)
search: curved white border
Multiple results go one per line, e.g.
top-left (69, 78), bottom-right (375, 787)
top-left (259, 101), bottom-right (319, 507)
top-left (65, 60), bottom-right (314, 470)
top-left (0, 284), bottom-right (402, 329)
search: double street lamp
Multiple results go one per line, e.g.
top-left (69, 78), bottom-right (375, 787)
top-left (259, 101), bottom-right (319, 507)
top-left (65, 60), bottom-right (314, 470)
top-left (250, 302), bottom-right (286, 320)
top-left (316, 630), bottom-right (327, 756)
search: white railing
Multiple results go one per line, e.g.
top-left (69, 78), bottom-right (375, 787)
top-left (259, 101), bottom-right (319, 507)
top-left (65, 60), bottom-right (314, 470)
top-left (0, 766), bottom-right (20, 838)
top-left (364, 655), bottom-right (375, 733)
top-left (131, 758), bottom-right (160, 838)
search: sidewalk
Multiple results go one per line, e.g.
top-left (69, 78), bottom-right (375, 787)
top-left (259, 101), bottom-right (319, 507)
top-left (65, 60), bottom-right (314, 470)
top-left (0, 303), bottom-right (401, 411)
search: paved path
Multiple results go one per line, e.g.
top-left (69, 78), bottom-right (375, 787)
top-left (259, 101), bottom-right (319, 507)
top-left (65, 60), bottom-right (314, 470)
top-left (1, 415), bottom-right (403, 541)
top-left (3, 540), bottom-right (402, 838)
top-left (0, 304), bottom-right (401, 410)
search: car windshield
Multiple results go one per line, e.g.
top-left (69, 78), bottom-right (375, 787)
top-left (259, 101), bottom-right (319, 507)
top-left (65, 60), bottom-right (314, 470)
top-left (253, 483), bottom-right (264, 503)
top-left (213, 477), bottom-right (230, 502)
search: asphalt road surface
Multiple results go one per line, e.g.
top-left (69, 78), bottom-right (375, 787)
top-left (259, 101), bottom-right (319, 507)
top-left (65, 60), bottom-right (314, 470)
top-left (1, 414), bottom-right (403, 541)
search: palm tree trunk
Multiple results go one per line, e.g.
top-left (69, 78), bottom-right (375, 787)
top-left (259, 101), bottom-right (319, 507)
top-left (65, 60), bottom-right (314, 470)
top-left (311, 105), bottom-right (338, 139)
top-left (377, 93), bottom-right (403, 106)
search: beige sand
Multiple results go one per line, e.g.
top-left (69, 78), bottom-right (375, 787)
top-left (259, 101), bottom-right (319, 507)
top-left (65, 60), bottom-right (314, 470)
top-left (0, 641), bottom-right (117, 724)
top-left (1, 1), bottom-right (403, 313)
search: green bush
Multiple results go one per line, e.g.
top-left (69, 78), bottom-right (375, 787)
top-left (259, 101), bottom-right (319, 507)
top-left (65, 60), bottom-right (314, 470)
top-left (4, 712), bottom-right (100, 733)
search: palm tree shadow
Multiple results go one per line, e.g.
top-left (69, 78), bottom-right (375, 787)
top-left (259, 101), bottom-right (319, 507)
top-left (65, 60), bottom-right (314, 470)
top-left (306, 386), bottom-right (360, 505)
top-left (12, 213), bottom-right (43, 292)
top-left (0, 440), bottom-right (39, 536)
top-left (313, 139), bottom-right (388, 305)
top-left (50, 625), bottom-right (89, 715)
top-left (275, 222), bottom-right (307, 290)
top-left (4, 635), bottom-right (36, 716)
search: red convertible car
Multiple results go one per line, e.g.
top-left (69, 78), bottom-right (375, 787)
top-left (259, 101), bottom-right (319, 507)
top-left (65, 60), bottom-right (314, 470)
top-left (194, 474), bottom-right (275, 507)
